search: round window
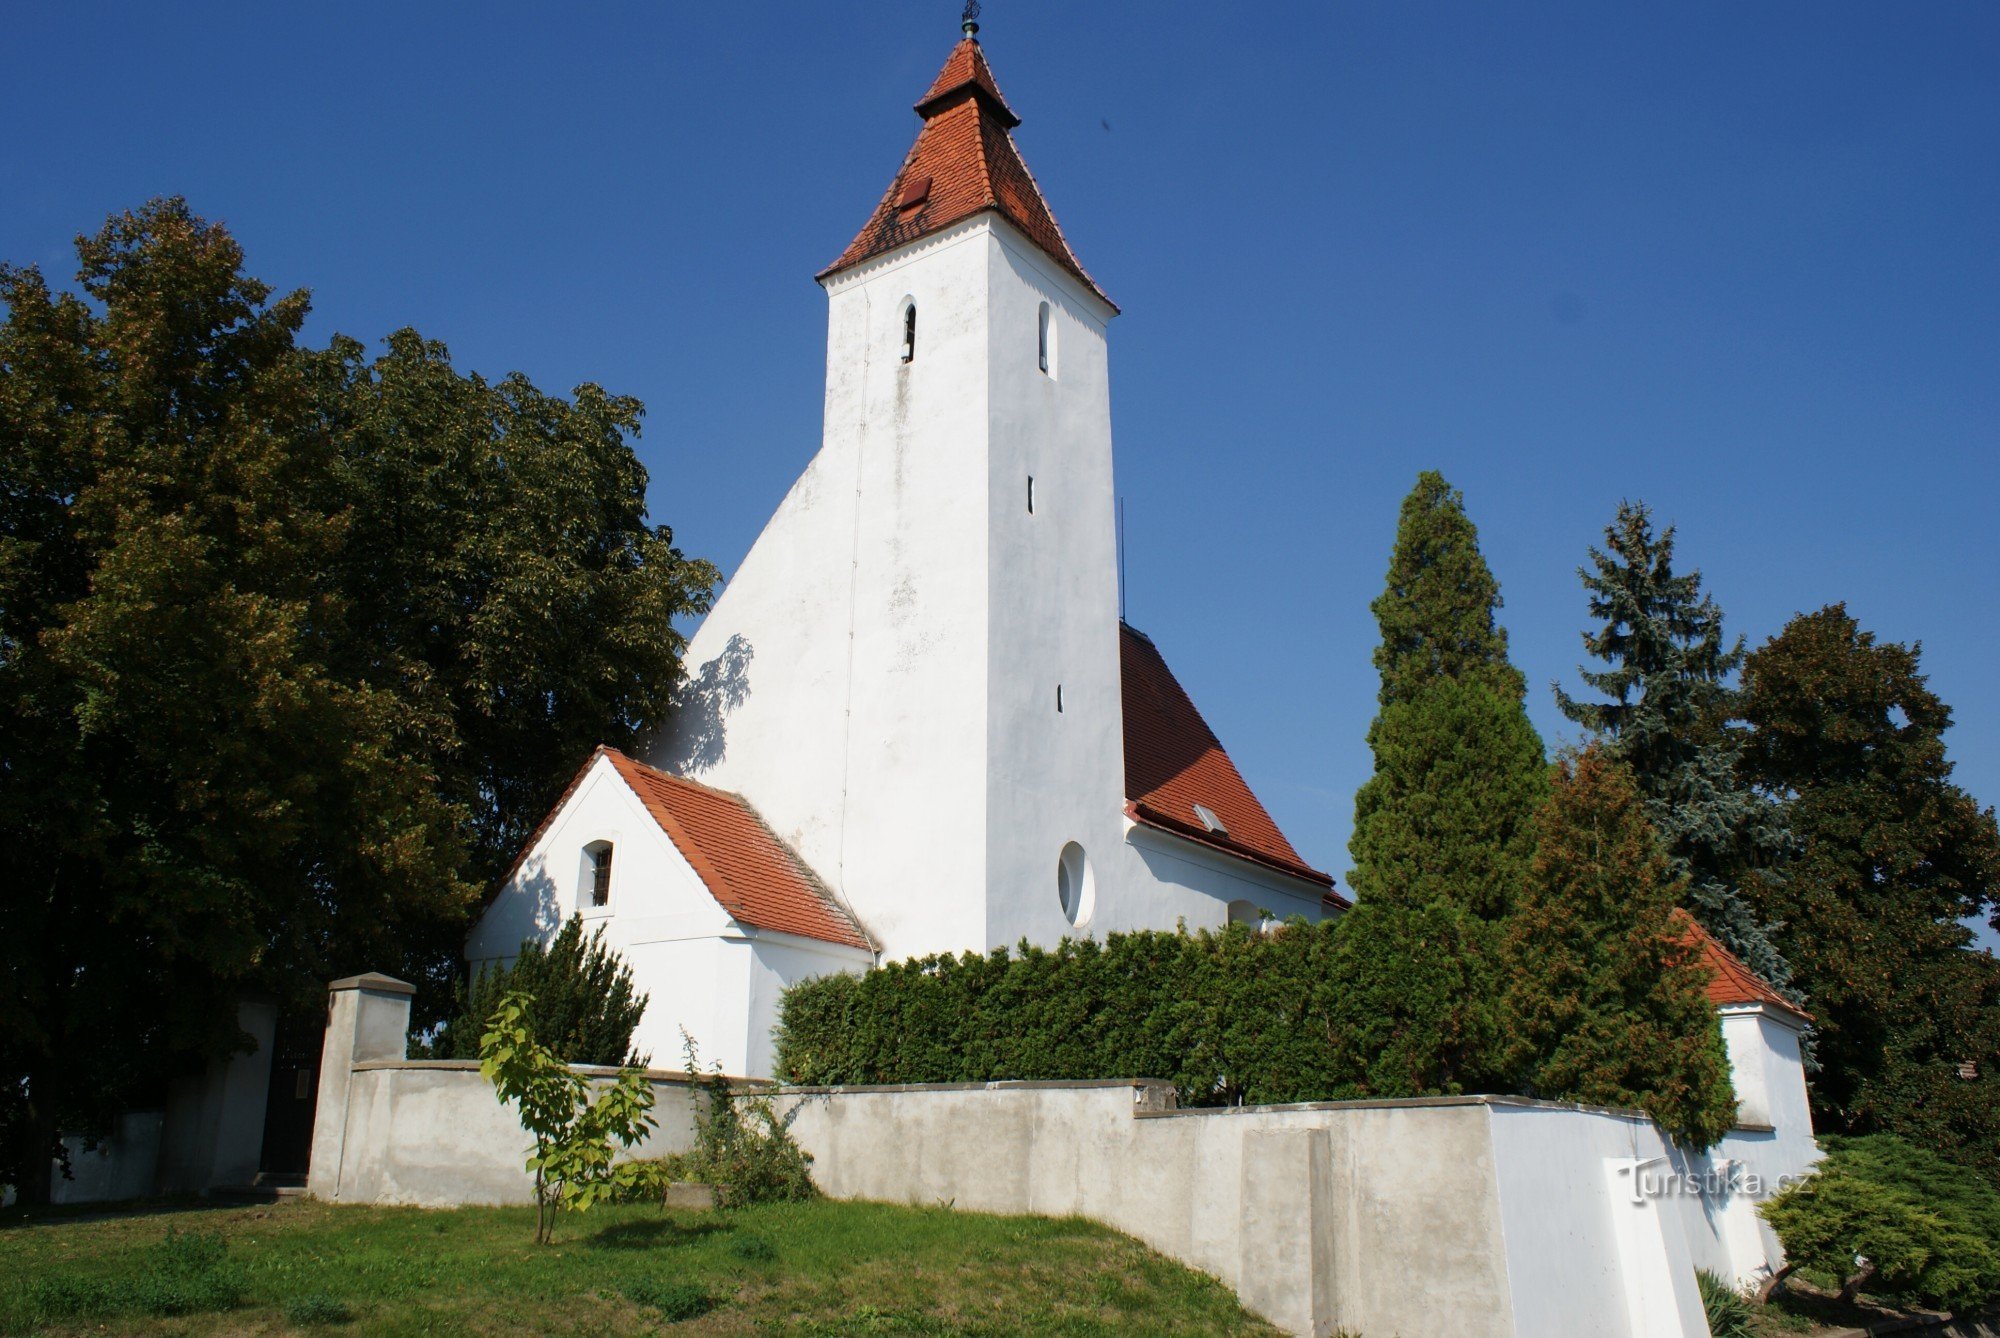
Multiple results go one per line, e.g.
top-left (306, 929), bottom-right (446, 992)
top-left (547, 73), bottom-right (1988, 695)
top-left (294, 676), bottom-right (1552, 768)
top-left (1057, 842), bottom-right (1094, 928)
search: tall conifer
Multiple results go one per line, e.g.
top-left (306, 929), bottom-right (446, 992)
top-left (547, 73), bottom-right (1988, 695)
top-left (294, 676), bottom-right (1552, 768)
top-left (1501, 747), bottom-right (1736, 1148)
top-left (1337, 472), bottom-right (1546, 1094)
top-left (1556, 502), bottom-right (1794, 994)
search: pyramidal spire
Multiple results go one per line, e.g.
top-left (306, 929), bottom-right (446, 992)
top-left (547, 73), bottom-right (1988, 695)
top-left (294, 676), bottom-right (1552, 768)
top-left (819, 32), bottom-right (1113, 309)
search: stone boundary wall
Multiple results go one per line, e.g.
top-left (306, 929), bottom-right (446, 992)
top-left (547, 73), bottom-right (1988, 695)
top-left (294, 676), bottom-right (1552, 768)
top-left (309, 974), bottom-right (1775, 1337)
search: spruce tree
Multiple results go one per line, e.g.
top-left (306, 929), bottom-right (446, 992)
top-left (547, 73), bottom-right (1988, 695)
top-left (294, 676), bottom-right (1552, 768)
top-left (1555, 501), bottom-right (1794, 995)
top-left (1739, 606), bottom-right (2000, 1171)
top-left (1502, 747), bottom-right (1736, 1148)
top-left (1337, 472), bottom-right (1546, 1095)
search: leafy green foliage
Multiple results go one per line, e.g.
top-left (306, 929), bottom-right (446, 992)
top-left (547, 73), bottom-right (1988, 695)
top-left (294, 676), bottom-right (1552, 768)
top-left (1760, 1135), bottom-right (2000, 1312)
top-left (438, 916), bottom-right (648, 1065)
top-left (311, 328), bottom-right (718, 884)
top-left (777, 923), bottom-right (1358, 1107)
top-left (1502, 748), bottom-right (1737, 1147)
top-left (1366, 470), bottom-right (1526, 708)
top-left (1344, 473), bottom-right (1546, 1096)
top-left (669, 1033), bottom-right (817, 1208)
top-left (1696, 1270), bottom-right (1757, 1338)
top-left (1739, 607), bottom-right (2000, 1171)
top-left (1556, 502), bottom-right (1794, 996)
top-left (479, 990), bottom-right (659, 1243)
top-left (0, 198), bottom-right (715, 1196)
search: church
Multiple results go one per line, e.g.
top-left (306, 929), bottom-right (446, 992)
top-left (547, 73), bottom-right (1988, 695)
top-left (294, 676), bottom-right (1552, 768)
top-left (467, 27), bottom-right (1348, 1076)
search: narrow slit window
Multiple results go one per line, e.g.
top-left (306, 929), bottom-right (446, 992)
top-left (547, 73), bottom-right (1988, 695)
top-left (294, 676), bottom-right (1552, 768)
top-left (1037, 301), bottom-right (1052, 375)
top-left (1056, 684), bottom-right (1065, 713)
top-left (901, 303), bottom-right (916, 363)
top-left (1027, 476), bottom-right (1035, 513)
top-left (588, 843), bottom-right (613, 907)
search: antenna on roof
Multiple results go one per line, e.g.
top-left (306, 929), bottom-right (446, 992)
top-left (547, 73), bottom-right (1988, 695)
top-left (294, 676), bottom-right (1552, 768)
top-left (1117, 495), bottom-right (1128, 624)
top-left (962, 0), bottom-right (981, 37)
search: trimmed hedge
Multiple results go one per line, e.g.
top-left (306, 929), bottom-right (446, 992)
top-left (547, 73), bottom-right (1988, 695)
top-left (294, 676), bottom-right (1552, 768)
top-left (775, 923), bottom-right (1354, 1108)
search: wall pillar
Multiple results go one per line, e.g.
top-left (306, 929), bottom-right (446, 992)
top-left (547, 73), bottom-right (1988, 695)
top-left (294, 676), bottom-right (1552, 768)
top-left (1237, 1127), bottom-right (1338, 1338)
top-left (306, 973), bottom-right (414, 1201)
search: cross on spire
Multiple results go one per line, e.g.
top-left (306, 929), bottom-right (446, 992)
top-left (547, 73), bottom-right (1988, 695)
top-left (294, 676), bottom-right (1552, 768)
top-left (962, 0), bottom-right (981, 38)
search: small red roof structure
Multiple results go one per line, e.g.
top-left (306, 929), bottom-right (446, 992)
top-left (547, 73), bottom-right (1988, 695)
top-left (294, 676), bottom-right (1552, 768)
top-left (820, 36), bottom-right (1114, 309)
top-left (518, 747), bottom-right (872, 952)
top-left (1676, 911), bottom-right (1810, 1023)
top-left (1120, 624), bottom-right (1341, 897)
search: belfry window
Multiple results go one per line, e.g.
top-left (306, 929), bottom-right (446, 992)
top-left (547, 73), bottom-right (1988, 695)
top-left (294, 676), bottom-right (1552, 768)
top-left (901, 303), bottom-right (917, 363)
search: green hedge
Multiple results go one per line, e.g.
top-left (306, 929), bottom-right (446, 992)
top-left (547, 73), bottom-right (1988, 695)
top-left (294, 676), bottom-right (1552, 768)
top-left (775, 923), bottom-right (1353, 1107)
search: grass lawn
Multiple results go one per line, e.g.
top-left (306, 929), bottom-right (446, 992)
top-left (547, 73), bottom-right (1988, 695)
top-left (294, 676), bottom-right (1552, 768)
top-left (0, 1196), bottom-right (1278, 1335)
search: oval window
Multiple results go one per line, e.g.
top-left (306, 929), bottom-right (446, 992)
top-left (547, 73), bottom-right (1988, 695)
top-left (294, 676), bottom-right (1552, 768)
top-left (1057, 841), bottom-right (1094, 928)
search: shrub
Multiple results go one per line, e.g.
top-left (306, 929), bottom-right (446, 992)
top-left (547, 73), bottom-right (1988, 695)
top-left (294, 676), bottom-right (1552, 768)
top-left (479, 989), bottom-right (659, 1243)
top-left (1697, 1270), bottom-right (1755, 1338)
top-left (439, 916), bottom-right (648, 1065)
top-left (670, 1033), bottom-right (816, 1208)
top-left (1760, 1134), bottom-right (2000, 1312)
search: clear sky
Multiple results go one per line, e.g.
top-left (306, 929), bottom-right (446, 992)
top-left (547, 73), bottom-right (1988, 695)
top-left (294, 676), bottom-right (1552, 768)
top-left (6, 3), bottom-right (1996, 941)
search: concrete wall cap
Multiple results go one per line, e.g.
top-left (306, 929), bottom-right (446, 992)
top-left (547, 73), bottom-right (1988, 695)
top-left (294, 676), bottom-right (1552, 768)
top-left (774, 1078), bottom-right (1172, 1097)
top-left (326, 972), bottom-right (416, 996)
top-left (348, 1057), bottom-right (768, 1086)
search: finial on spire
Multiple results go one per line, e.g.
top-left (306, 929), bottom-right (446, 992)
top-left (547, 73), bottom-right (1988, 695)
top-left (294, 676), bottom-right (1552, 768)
top-left (962, 0), bottom-right (981, 37)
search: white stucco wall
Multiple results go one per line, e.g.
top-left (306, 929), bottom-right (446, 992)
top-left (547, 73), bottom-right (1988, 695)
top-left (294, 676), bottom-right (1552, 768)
top-left (977, 228), bottom-right (1130, 950)
top-left (654, 218), bottom-right (999, 963)
top-left (466, 755), bottom-right (869, 1078)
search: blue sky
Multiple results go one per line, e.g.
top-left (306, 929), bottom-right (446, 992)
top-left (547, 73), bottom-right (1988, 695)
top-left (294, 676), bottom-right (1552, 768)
top-left (6, 3), bottom-right (1996, 942)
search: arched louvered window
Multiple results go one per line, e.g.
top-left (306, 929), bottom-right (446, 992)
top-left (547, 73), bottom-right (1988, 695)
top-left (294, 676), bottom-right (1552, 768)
top-left (901, 302), bottom-right (917, 363)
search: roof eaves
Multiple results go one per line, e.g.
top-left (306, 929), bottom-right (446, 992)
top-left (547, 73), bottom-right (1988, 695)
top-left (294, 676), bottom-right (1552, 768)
top-left (1126, 800), bottom-right (1338, 891)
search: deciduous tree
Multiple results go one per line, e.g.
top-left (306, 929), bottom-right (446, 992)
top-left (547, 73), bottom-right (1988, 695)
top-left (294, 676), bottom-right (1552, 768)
top-left (1739, 606), bottom-right (2000, 1170)
top-left (0, 199), bottom-right (716, 1199)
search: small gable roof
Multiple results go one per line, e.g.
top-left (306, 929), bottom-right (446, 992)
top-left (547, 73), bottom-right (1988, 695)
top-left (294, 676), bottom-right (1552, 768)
top-left (820, 36), bottom-right (1113, 309)
top-left (1677, 911), bottom-right (1811, 1023)
top-left (514, 747), bottom-right (872, 952)
top-left (1120, 624), bottom-right (1340, 897)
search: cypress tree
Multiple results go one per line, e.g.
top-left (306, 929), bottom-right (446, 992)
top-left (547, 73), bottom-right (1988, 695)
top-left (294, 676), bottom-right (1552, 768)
top-left (1337, 472), bottom-right (1546, 1094)
top-left (1502, 747), bottom-right (1736, 1148)
top-left (1738, 606), bottom-right (2000, 1171)
top-left (1555, 501), bottom-right (1795, 995)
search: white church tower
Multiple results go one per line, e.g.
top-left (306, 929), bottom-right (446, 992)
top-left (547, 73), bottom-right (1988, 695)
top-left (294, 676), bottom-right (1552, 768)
top-left (473, 25), bottom-right (1338, 1076)
top-left (655, 29), bottom-right (1132, 960)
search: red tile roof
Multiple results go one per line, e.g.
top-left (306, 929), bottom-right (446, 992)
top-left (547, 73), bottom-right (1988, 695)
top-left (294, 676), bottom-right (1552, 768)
top-left (820, 37), bottom-right (1114, 309)
top-left (1121, 625), bottom-right (1340, 895)
top-left (1677, 911), bottom-right (1811, 1022)
top-left (549, 748), bottom-right (873, 951)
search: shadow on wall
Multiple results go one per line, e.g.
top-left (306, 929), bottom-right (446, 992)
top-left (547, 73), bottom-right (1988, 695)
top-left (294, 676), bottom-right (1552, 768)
top-left (481, 858), bottom-right (564, 952)
top-left (660, 634), bottom-right (754, 775)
